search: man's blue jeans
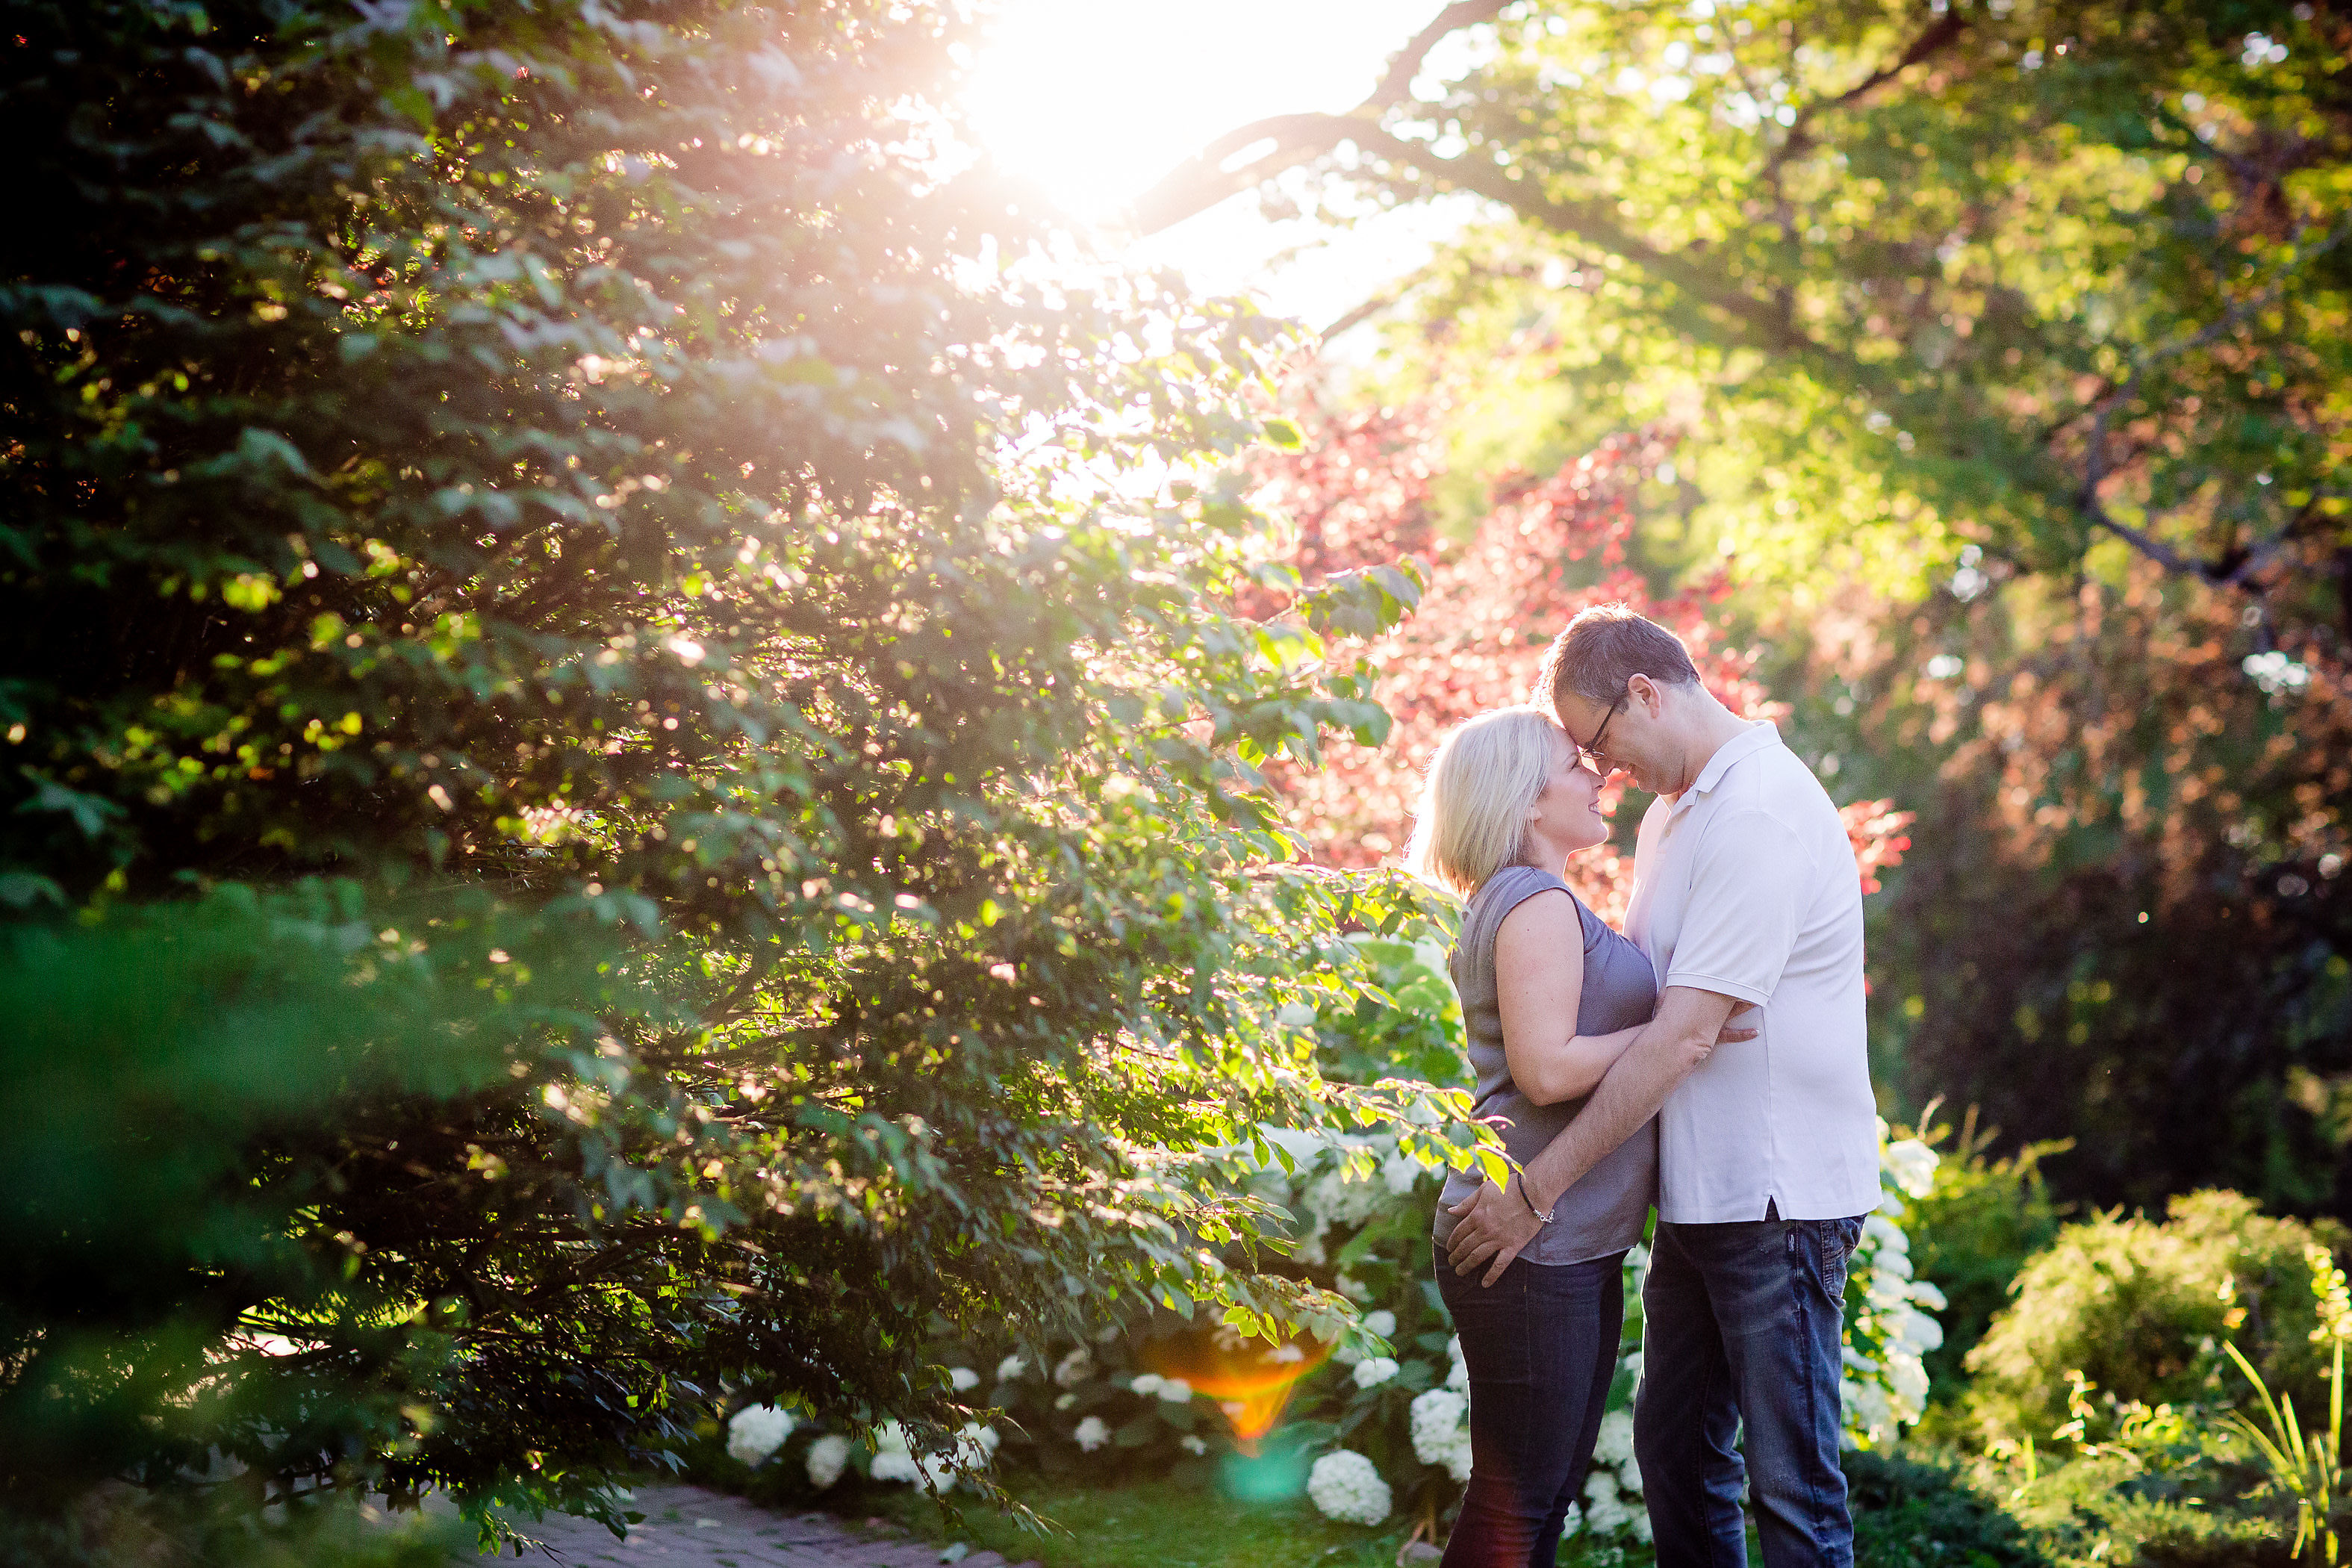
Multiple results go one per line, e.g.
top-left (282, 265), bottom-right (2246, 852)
top-left (1634, 1212), bottom-right (1865, 1568)
top-left (1437, 1251), bottom-right (1625, 1568)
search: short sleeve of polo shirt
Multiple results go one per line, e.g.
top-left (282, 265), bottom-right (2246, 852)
top-left (1663, 808), bottom-right (1811, 1006)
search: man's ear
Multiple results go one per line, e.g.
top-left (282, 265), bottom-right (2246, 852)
top-left (1627, 672), bottom-right (1663, 715)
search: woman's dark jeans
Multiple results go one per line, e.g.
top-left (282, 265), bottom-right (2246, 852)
top-left (1436, 1251), bottom-right (1626, 1568)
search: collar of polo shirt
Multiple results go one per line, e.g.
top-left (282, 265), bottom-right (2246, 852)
top-left (1670, 720), bottom-right (1783, 813)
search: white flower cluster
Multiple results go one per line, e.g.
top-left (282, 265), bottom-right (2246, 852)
top-left (1242, 1127), bottom-right (1425, 1266)
top-left (1127, 1374), bottom-right (1194, 1402)
top-left (1840, 1129), bottom-right (1949, 1447)
top-left (868, 1419), bottom-right (999, 1491)
top-left (1580, 1410), bottom-right (1650, 1542)
top-left (1408, 1388), bottom-right (1472, 1481)
top-left (1306, 1449), bottom-right (1393, 1525)
top-left (805, 1433), bottom-right (851, 1490)
top-left (725, 1404), bottom-right (795, 1466)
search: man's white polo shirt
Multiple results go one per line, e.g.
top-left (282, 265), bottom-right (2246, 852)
top-left (1623, 721), bottom-right (1880, 1225)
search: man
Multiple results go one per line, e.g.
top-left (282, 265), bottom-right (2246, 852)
top-left (1443, 603), bottom-right (1879, 1568)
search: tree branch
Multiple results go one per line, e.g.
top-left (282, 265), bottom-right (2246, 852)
top-left (1130, 0), bottom-right (1509, 234)
top-left (1820, 9), bottom-right (1967, 115)
top-left (1366, 0), bottom-right (1513, 111)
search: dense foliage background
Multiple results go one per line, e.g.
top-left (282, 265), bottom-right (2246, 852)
top-left (1150, 0), bottom-right (2352, 1218)
top-left (0, 0), bottom-right (1465, 1548)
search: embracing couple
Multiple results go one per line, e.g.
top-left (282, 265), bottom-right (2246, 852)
top-left (1407, 604), bottom-right (1878, 1568)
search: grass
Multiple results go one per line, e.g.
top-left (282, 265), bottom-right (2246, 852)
top-left (862, 1478), bottom-right (1421, 1568)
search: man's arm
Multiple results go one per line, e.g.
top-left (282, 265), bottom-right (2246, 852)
top-left (1445, 984), bottom-right (1742, 1285)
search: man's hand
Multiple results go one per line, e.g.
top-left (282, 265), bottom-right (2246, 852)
top-left (1444, 1177), bottom-right (1542, 1287)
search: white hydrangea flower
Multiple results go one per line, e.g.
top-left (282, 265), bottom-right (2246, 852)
top-left (1276, 1001), bottom-right (1319, 1028)
top-left (907, 1450), bottom-right (956, 1491)
top-left (1307, 1449), bottom-right (1393, 1525)
top-left (948, 1366), bottom-right (980, 1392)
top-left (942, 1421), bottom-right (999, 1480)
top-left (1360, 1310), bottom-right (1396, 1341)
top-left (1884, 1138), bottom-right (1938, 1198)
top-left (1408, 1388), bottom-right (1472, 1481)
top-left (1180, 1434), bottom-right (1208, 1455)
top-left (1842, 1378), bottom-right (1894, 1447)
top-left (1334, 1272), bottom-right (1372, 1302)
top-left (726, 1404), bottom-right (795, 1466)
top-left (1885, 1304), bottom-right (1945, 1355)
top-left (1446, 1335), bottom-right (1469, 1391)
top-left (1128, 1373), bottom-right (1165, 1398)
top-left (1582, 1470), bottom-right (1633, 1534)
top-left (868, 1421), bottom-right (920, 1484)
top-left (1615, 1451), bottom-right (1643, 1495)
top-left (1073, 1415), bottom-right (1110, 1453)
top-left (1593, 1409), bottom-right (1634, 1466)
top-left (1303, 1166), bottom-right (1387, 1229)
top-left (1053, 1392), bottom-right (1077, 1410)
top-left (1154, 1377), bottom-right (1192, 1402)
top-left (1052, 1348), bottom-right (1094, 1388)
top-left (805, 1433), bottom-right (851, 1490)
top-left (1381, 1148), bottom-right (1422, 1195)
top-left (995, 1353), bottom-right (1027, 1382)
top-left (1888, 1351), bottom-right (1930, 1414)
top-left (1353, 1357), bottom-right (1400, 1389)
top-left (1558, 1502), bottom-right (1584, 1537)
top-left (1906, 1279), bottom-right (1948, 1310)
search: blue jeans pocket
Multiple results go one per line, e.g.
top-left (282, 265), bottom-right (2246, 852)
top-left (1808, 1216), bottom-right (1864, 1304)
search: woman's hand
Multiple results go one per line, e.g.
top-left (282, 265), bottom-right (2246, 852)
top-left (1714, 1009), bottom-right (1760, 1048)
top-left (1444, 1177), bottom-right (1544, 1287)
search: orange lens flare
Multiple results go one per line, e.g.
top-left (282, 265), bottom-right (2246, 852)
top-left (1141, 1329), bottom-right (1335, 1455)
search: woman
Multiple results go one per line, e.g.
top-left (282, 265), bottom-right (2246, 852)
top-left (1405, 705), bottom-right (1747, 1568)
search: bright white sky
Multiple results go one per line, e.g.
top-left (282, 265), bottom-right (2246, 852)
top-left (959, 0), bottom-right (1482, 332)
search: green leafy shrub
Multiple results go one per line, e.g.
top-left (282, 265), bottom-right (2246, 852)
top-left (1965, 1192), bottom-right (2351, 1447)
top-left (1967, 1400), bottom-right (2287, 1568)
top-left (1842, 1449), bottom-right (2049, 1568)
top-left (0, 0), bottom-right (1460, 1545)
top-left (1896, 1107), bottom-right (2068, 1399)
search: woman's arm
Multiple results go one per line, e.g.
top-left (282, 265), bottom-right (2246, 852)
top-left (1492, 891), bottom-right (1636, 1106)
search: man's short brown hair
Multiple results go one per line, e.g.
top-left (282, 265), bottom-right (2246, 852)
top-left (1537, 603), bottom-right (1701, 713)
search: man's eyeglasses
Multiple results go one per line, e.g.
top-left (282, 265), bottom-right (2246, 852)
top-left (1573, 688), bottom-right (1629, 770)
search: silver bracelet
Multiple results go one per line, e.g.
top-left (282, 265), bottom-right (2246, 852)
top-left (1513, 1172), bottom-right (1555, 1225)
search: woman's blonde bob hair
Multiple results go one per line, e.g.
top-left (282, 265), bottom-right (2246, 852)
top-left (1403, 706), bottom-right (1566, 897)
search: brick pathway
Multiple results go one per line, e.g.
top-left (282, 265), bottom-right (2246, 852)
top-left (485, 1484), bottom-right (1040, 1568)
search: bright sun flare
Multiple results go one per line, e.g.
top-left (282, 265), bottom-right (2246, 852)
top-left (956, 0), bottom-right (1472, 324)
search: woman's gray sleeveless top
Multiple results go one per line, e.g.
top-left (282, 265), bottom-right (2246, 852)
top-left (1431, 864), bottom-right (1659, 1266)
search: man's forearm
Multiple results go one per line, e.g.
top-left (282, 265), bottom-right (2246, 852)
top-left (1521, 1009), bottom-right (1717, 1213)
